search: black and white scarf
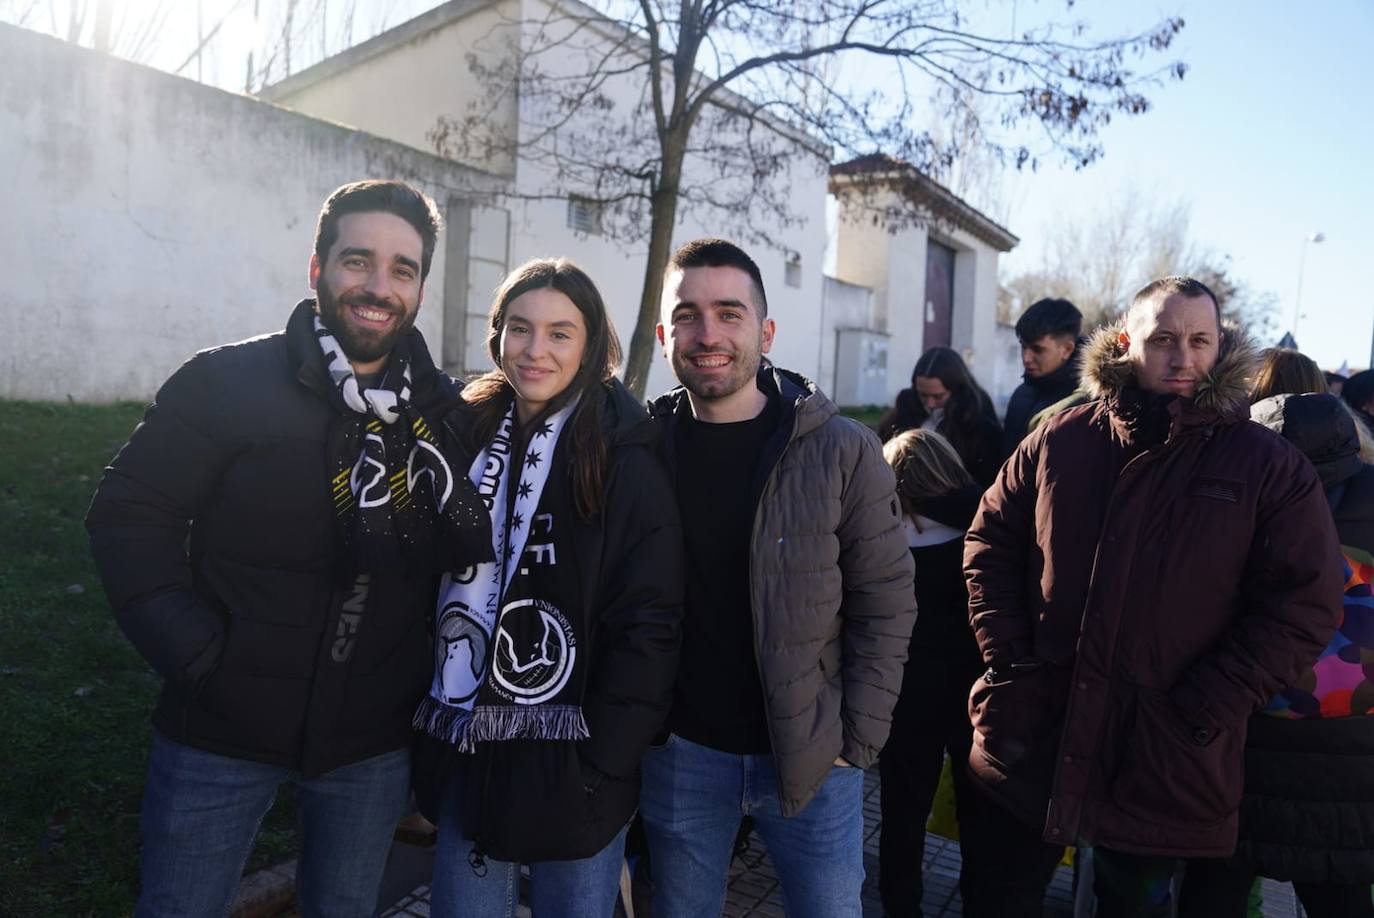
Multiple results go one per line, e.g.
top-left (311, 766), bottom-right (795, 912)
top-left (316, 316), bottom-right (488, 573)
top-left (415, 396), bottom-right (589, 751)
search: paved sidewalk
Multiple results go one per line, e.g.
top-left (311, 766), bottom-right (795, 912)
top-left (382, 770), bottom-right (1305, 918)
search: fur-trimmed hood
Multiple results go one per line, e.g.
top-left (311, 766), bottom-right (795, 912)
top-left (1079, 318), bottom-right (1257, 419)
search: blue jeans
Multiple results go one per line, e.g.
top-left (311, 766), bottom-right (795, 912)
top-left (430, 772), bottom-right (628, 918)
top-left (136, 730), bottom-right (410, 918)
top-left (639, 734), bottom-right (866, 918)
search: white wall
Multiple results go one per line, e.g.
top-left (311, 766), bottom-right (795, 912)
top-left (0, 23), bottom-right (502, 402)
top-left (829, 184), bottom-right (1010, 405)
top-left (266, 1), bottom-right (520, 177)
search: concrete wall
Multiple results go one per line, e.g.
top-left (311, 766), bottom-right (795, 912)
top-left (0, 23), bottom-right (502, 402)
top-left (830, 185), bottom-right (1010, 405)
top-left (265, 1), bottom-right (520, 177)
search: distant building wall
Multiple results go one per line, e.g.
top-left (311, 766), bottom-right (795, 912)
top-left (829, 185), bottom-right (1011, 406)
top-left (0, 23), bottom-right (502, 402)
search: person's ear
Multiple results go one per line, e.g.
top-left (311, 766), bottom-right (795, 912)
top-left (1117, 329), bottom-right (1130, 351)
top-left (308, 253), bottom-right (320, 290)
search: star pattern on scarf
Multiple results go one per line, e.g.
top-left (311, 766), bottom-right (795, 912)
top-left (535, 421), bottom-right (553, 439)
top-left (526, 450), bottom-right (542, 468)
top-left (512, 512), bottom-right (525, 531)
top-left (517, 480), bottom-right (533, 499)
top-left (505, 542), bottom-right (517, 559)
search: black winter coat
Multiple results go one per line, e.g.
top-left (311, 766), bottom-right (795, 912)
top-left (1238, 393), bottom-right (1374, 882)
top-left (86, 301), bottom-right (489, 776)
top-left (414, 379), bottom-right (684, 862)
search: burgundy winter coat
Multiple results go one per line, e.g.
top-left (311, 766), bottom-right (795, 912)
top-left (963, 324), bottom-right (1344, 857)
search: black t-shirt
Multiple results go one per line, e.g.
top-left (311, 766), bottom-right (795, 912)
top-left (669, 393), bottom-right (780, 754)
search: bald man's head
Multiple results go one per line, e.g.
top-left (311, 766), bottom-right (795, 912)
top-left (1118, 276), bottom-right (1222, 398)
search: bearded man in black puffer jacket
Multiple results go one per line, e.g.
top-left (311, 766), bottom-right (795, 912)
top-left (87, 180), bottom-right (491, 918)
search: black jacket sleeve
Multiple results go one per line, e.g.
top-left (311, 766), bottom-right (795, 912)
top-left (578, 443), bottom-right (684, 781)
top-left (85, 354), bottom-right (233, 691)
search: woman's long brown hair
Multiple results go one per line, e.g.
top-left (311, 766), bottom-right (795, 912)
top-left (460, 258), bottom-right (623, 520)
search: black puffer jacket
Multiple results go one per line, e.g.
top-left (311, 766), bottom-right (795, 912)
top-left (414, 379), bottom-right (684, 862)
top-left (1239, 393), bottom-right (1374, 882)
top-left (86, 301), bottom-right (490, 776)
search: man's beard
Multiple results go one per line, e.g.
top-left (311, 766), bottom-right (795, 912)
top-left (316, 276), bottom-right (415, 366)
top-left (671, 342), bottom-right (762, 401)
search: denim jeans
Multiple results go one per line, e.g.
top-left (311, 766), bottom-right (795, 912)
top-left (136, 729), bottom-right (410, 918)
top-left (638, 733), bottom-right (866, 918)
top-left (429, 773), bottom-right (628, 918)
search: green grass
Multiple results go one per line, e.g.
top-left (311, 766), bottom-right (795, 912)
top-left (0, 401), bottom-right (295, 917)
top-left (840, 404), bottom-right (887, 431)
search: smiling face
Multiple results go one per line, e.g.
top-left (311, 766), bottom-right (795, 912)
top-left (310, 211), bottom-right (425, 376)
top-left (656, 265), bottom-right (775, 423)
top-left (500, 286), bottom-right (587, 425)
top-left (1121, 293), bottom-right (1221, 398)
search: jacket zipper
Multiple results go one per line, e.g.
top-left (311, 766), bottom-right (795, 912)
top-left (749, 397), bottom-right (806, 799)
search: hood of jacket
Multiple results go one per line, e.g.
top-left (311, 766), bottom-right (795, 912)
top-left (1079, 318), bottom-right (1257, 421)
top-left (1250, 392), bottom-right (1366, 490)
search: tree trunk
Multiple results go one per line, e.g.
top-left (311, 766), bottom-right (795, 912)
top-left (623, 135), bottom-right (686, 399)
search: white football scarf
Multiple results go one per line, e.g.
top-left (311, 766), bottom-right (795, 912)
top-left (414, 395), bottom-right (586, 750)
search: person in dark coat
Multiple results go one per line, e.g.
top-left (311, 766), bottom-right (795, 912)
top-left (878, 346), bottom-right (1003, 486)
top-left (1344, 369), bottom-right (1374, 432)
top-left (1001, 297), bottom-right (1083, 456)
top-left (877, 428), bottom-right (985, 917)
top-left (85, 181), bottom-right (494, 917)
top-left (412, 258), bottom-right (683, 918)
top-left (960, 276), bottom-right (1344, 918)
top-left (1179, 392), bottom-right (1374, 917)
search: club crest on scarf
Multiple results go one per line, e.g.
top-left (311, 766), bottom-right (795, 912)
top-left (415, 397), bottom-right (589, 750)
top-left (315, 315), bottom-right (484, 577)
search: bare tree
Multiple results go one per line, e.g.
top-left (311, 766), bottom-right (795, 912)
top-left (430, 0), bottom-right (1189, 396)
top-left (1002, 189), bottom-right (1277, 336)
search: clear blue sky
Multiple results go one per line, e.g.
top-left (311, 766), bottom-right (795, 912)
top-left (997, 0), bottom-right (1374, 372)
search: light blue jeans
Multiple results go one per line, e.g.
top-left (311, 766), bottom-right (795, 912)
top-left (638, 733), bottom-right (866, 918)
top-left (430, 773), bottom-right (628, 918)
top-left (136, 730), bottom-right (410, 918)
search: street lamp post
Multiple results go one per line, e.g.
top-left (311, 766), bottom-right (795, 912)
top-left (1292, 231), bottom-right (1326, 344)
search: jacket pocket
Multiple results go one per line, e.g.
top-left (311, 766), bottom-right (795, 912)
top-left (968, 664), bottom-right (1065, 777)
top-left (1111, 688), bottom-right (1244, 827)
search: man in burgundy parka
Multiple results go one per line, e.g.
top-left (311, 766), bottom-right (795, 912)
top-left (959, 276), bottom-right (1344, 917)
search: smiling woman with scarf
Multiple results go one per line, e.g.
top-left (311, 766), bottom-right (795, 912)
top-left (412, 259), bottom-right (684, 917)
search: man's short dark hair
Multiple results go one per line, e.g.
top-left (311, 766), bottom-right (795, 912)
top-left (1129, 275), bottom-right (1220, 329)
top-left (314, 180), bottom-right (443, 282)
top-left (1015, 298), bottom-right (1082, 344)
top-left (666, 238), bottom-right (768, 317)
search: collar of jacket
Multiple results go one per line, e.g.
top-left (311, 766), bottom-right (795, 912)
top-left (1023, 349), bottom-right (1082, 395)
top-left (1078, 317), bottom-right (1257, 443)
top-left (647, 364), bottom-right (837, 436)
top-left (285, 298), bottom-right (444, 406)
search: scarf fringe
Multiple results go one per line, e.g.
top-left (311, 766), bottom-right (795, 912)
top-left (413, 697), bottom-right (589, 751)
top-left (413, 695), bottom-right (474, 744)
top-left (465, 705), bottom-right (589, 752)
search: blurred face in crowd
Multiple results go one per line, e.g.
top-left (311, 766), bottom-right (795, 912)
top-left (1021, 334), bottom-right (1076, 378)
top-left (915, 376), bottom-right (952, 413)
top-left (1120, 293), bottom-right (1221, 398)
top-left (310, 211), bottom-right (425, 375)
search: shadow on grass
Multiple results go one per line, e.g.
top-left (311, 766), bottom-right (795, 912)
top-left (0, 400), bottom-right (295, 916)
